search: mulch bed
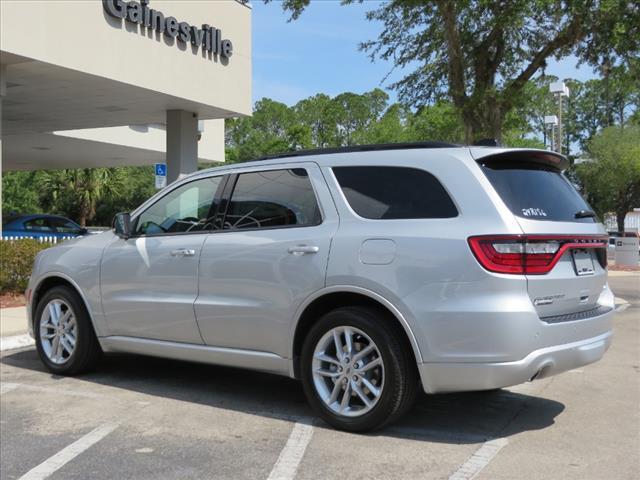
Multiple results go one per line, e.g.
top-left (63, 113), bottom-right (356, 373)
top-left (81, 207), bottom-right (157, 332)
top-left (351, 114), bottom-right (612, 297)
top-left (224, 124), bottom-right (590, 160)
top-left (0, 293), bottom-right (26, 308)
top-left (609, 264), bottom-right (640, 272)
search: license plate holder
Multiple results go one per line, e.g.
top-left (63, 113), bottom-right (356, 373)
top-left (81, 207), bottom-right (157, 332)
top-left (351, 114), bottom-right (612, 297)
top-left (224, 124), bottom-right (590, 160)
top-left (572, 249), bottom-right (595, 276)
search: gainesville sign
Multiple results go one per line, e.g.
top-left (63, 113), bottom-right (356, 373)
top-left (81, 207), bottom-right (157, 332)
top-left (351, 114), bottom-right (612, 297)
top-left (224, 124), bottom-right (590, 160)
top-left (102, 0), bottom-right (233, 60)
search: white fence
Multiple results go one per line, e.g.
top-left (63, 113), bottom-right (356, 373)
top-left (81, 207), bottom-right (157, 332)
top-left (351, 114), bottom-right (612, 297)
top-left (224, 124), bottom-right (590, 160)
top-left (0, 235), bottom-right (75, 244)
top-left (604, 211), bottom-right (640, 232)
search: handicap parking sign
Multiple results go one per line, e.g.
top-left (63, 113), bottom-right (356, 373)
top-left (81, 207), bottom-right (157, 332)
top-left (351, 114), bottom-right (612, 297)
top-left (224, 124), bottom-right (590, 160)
top-left (155, 163), bottom-right (167, 177)
top-left (155, 163), bottom-right (167, 189)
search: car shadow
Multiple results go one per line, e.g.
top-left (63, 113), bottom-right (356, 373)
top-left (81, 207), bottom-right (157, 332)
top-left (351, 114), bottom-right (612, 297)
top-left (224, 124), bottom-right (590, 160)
top-left (1, 349), bottom-right (565, 444)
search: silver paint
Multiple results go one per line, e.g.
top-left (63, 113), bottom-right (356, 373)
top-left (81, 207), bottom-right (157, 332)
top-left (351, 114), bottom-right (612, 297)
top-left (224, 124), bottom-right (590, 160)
top-left (27, 147), bottom-right (614, 396)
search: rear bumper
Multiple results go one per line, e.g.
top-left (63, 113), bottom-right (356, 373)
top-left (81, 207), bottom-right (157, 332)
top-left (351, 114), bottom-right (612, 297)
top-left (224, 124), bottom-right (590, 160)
top-left (419, 330), bottom-right (612, 394)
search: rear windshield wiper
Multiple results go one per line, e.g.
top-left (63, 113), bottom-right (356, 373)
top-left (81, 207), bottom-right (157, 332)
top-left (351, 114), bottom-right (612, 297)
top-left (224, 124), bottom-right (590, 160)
top-left (575, 209), bottom-right (597, 219)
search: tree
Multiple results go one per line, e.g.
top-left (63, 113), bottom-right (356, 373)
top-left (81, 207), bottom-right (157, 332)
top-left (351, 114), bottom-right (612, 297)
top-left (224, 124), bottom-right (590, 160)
top-left (41, 168), bottom-right (124, 227)
top-left (225, 87), bottom-right (557, 163)
top-left (226, 98), bottom-right (308, 162)
top-left (564, 65), bottom-right (640, 152)
top-left (576, 126), bottom-right (640, 233)
top-left (225, 89), bottom-right (405, 161)
top-left (2, 166), bottom-right (157, 226)
top-left (331, 89), bottom-right (391, 145)
top-left (273, 0), bottom-right (640, 143)
top-left (363, 103), bottom-right (411, 144)
top-left (600, 62), bottom-right (640, 127)
top-left (294, 94), bottom-right (337, 147)
top-left (93, 166), bottom-right (156, 226)
top-left (1, 171), bottom-right (44, 217)
top-left (406, 101), bottom-right (464, 143)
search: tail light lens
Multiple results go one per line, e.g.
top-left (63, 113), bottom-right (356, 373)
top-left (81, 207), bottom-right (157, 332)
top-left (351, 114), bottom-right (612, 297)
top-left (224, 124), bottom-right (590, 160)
top-left (468, 235), bottom-right (607, 275)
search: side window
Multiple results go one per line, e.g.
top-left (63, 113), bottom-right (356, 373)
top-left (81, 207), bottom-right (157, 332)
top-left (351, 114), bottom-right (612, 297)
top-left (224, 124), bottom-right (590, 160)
top-left (49, 218), bottom-right (82, 234)
top-left (135, 176), bottom-right (223, 235)
top-left (24, 218), bottom-right (54, 232)
top-left (333, 166), bottom-right (458, 219)
top-left (224, 169), bottom-right (322, 230)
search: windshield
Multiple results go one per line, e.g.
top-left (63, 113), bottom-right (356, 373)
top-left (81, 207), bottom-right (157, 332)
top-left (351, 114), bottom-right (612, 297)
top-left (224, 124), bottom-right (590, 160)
top-left (481, 162), bottom-right (596, 223)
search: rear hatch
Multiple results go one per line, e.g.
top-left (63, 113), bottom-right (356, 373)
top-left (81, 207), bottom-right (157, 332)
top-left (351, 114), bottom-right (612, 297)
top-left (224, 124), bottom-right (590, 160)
top-left (471, 149), bottom-right (608, 319)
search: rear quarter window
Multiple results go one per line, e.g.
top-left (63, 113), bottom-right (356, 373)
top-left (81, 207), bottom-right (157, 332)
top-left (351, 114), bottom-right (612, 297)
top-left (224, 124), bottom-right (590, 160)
top-left (481, 162), bottom-right (596, 223)
top-left (332, 166), bottom-right (457, 219)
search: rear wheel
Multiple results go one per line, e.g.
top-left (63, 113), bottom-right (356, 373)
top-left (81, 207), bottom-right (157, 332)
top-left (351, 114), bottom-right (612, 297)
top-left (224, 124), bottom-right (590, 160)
top-left (300, 306), bottom-right (418, 432)
top-left (34, 286), bottom-right (101, 375)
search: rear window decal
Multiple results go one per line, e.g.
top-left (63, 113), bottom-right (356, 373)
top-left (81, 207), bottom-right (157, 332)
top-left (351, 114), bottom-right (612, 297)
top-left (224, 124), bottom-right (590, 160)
top-left (521, 208), bottom-right (547, 217)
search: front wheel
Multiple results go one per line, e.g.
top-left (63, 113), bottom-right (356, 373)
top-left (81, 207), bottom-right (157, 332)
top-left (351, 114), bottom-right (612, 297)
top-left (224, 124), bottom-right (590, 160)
top-left (34, 286), bottom-right (102, 375)
top-left (300, 306), bottom-right (418, 432)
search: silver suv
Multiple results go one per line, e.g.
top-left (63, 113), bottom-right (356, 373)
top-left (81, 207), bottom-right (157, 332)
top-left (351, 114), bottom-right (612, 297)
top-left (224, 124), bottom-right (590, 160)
top-left (27, 143), bottom-right (614, 432)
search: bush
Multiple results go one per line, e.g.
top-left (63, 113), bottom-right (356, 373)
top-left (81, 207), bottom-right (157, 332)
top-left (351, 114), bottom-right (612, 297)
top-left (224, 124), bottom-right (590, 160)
top-left (0, 240), bottom-right (51, 293)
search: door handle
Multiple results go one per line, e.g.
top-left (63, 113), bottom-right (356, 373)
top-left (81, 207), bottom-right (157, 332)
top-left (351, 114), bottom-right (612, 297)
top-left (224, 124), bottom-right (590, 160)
top-left (170, 248), bottom-right (196, 257)
top-left (288, 245), bottom-right (319, 255)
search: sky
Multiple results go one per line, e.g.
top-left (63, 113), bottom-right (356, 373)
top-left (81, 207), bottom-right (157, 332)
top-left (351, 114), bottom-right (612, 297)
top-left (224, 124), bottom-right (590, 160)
top-left (252, 1), bottom-right (599, 106)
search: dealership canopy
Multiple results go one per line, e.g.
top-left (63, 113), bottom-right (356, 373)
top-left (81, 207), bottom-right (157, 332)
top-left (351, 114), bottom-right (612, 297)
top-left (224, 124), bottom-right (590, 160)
top-left (0, 0), bottom-right (251, 181)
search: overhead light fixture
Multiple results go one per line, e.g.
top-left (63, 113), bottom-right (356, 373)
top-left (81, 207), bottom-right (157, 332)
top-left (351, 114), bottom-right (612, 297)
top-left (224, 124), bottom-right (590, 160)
top-left (129, 125), bottom-right (150, 133)
top-left (549, 81), bottom-right (570, 97)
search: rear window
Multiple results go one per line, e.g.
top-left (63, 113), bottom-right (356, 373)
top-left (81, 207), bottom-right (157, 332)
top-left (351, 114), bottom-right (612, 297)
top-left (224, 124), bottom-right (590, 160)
top-left (333, 166), bottom-right (457, 219)
top-left (481, 163), bottom-right (596, 223)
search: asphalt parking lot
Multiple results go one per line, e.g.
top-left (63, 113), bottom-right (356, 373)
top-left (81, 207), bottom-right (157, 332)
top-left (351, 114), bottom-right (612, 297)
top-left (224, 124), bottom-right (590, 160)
top-left (1, 273), bottom-right (638, 480)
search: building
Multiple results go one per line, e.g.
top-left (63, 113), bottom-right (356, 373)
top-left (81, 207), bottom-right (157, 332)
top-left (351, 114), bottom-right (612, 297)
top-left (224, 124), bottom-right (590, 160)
top-left (1, 0), bottom-right (252, 219)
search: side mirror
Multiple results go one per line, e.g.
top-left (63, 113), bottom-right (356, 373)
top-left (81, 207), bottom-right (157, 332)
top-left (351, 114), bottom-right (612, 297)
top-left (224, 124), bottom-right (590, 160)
top-left (113, 212), bottom-right (132, 239)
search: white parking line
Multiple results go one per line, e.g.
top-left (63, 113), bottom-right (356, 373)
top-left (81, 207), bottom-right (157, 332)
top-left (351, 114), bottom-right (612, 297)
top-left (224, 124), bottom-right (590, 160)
top-left (267, 421), bottom-right (314, 480)
top-left (448, 437), bottom-right (509, 480)
top-left (0, 334), bottom-right (35, 352)
top-left (18, 422), bottom-right (120, 480)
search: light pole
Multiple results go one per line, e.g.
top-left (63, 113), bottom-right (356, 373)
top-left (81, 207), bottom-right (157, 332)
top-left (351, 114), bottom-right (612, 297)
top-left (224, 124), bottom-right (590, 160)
top-left (549, 81), bottom-right (570, 154)
top-left (544, 115), bottom-right (558, 151)
top-left (601, 59), bottom-right (612, 126)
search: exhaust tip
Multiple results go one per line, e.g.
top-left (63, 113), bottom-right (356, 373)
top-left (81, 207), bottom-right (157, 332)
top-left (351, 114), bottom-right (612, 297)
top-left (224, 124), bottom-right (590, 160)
top-left (529, 364), bottom-right (552, 382)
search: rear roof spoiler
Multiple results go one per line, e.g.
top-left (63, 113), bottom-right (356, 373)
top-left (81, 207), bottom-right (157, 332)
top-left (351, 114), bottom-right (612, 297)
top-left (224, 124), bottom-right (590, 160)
top-left (469, 148), bottom-right (570, 171)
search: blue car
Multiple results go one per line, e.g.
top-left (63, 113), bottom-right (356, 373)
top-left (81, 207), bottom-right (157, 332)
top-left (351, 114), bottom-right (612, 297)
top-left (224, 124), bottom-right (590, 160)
top-left (2, 214), bottom-right (88, 240)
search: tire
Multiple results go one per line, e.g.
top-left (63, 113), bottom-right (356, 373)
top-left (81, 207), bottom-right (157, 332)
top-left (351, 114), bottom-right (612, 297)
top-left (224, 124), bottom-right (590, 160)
top-left (34, 286), bottom-right (102, 375)
top-left (300, 306), bottom-right (419, 432)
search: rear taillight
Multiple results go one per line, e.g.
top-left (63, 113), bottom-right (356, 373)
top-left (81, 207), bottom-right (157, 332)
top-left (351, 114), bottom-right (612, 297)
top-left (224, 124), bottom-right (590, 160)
top-left (468, 235), bottom-right (607, 275)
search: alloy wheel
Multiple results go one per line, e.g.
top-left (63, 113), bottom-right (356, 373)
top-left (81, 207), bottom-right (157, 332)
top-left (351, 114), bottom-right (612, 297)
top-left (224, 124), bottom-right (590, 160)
top-left (311, 326), bottom-right (385, 417)
top-left (39, 299), bottom-right (77, 365)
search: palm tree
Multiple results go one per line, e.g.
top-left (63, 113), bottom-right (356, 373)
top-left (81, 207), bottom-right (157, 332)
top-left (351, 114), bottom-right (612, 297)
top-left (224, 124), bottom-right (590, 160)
top-left (43, 168), bottom-right (124, 226)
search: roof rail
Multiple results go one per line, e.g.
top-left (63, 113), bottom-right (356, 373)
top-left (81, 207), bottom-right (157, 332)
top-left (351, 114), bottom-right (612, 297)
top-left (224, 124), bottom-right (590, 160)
top-left (249, 141), bottom-right (460, 162)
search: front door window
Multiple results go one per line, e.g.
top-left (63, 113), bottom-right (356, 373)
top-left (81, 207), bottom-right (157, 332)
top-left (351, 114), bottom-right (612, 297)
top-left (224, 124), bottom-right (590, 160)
top-left (135, 176), bottom-right (223, 235)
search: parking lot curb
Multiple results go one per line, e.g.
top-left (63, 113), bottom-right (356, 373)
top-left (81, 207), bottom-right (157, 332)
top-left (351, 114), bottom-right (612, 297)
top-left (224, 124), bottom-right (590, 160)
top-left (608, 270), bottom-right (640, 277)
top-left (0, 334), bottom-right (35, 352)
